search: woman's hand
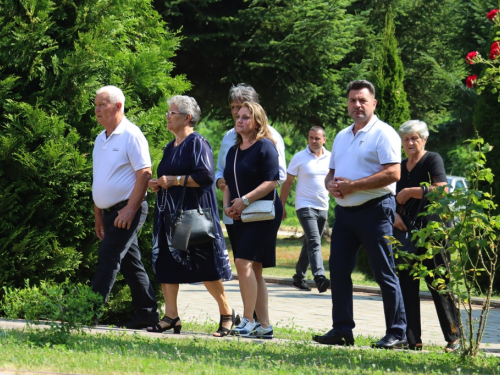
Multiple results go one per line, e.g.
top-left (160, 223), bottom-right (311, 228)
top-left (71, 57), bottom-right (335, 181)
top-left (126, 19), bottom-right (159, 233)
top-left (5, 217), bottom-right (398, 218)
top-left (224, 205), bottom-right (241, 220)
top-left (394, 213), bottom-right (407, 231)
top-left (396, 188), bottom-right (415, 205)
top-left (230, 198), bottom-right (247, 216)
top-left (148, 178), bottom-right (161, 193)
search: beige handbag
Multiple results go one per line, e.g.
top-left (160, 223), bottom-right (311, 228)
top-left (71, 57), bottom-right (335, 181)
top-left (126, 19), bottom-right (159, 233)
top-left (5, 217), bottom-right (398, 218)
top-left (234, 147), bottom-right (276, 223)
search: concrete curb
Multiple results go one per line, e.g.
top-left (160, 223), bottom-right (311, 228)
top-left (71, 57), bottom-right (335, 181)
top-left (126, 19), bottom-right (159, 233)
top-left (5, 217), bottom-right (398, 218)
top-left (232, 275), bottom-right (500, 308)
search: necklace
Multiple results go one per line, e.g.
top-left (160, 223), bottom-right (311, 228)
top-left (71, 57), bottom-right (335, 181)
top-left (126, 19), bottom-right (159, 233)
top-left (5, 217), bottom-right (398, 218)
top-left (157, 188), bottom-right (167, 212)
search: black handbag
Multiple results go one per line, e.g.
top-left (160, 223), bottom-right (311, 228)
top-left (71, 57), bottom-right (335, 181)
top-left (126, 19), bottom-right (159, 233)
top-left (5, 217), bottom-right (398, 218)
top-left (393, 186), bottom-right (428, 264)
top-left (169, 175), bottom-right (216, 250)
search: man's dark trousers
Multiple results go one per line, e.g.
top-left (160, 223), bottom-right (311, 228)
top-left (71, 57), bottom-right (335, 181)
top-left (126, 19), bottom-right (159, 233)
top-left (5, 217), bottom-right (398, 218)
top-left (92, 201), bottom-right (158, 319)
top-left (329, 195), bottom-right (406, 338)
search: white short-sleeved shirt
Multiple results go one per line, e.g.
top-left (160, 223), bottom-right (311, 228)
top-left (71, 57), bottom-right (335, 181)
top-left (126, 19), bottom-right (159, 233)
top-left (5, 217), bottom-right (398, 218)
top-left (287, 146), bottom-right (331, 211)
top-left (329, 115), bottom-right (401, 207)
top-left (216, 125), bottom-right (286, 224)
top-left (215, 126), bottom-right (287, 184)
top-left (92, 117), bottom-right (151, 209)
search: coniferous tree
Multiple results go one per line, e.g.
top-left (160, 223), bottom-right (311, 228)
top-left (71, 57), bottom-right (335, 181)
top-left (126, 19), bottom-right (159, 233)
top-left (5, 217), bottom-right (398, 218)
top-left (157, 0), bottom-right (364, 132)
top-left (0, 0), bottom-right (189, 297)
top-left (370, 8), bottom-right (410, 128)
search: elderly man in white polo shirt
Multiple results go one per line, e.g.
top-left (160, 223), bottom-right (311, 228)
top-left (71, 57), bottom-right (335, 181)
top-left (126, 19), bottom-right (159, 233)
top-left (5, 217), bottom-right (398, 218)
top-left (280, 126), bottom-right (331, 293)
top-left (92, 85), bottom-right (158, 329)
top-left (313, 80), bottom-right (407, 349)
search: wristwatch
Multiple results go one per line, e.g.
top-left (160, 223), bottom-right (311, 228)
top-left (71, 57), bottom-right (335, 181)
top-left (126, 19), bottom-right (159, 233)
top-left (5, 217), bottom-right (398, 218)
top-left (242, 196), bottom-right (250, 205)
top-left (176, 176), bottom-right (181, 186)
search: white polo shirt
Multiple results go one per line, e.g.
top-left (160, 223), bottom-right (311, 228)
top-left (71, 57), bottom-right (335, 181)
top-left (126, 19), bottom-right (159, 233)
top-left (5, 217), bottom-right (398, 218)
top-left (329, 115), bottom-right (401, 207)
top-left (287, 146), bottom-right (331, 211)
top-left (92, 117), bottom-right (151, 209)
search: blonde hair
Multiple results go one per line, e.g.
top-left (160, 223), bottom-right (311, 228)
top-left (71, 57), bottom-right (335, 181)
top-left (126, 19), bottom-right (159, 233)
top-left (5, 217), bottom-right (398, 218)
top-left (235, 101), bottom-right (276, 146)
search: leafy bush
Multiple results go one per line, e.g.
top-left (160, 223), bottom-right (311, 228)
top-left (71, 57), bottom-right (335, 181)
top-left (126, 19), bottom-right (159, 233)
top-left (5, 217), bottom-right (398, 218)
top-left (2, 280), bottom-right (104, 346)
top-left (0, 0), bottom-right (189, 313)
top-left (394, 138), bottom-right (500, 357)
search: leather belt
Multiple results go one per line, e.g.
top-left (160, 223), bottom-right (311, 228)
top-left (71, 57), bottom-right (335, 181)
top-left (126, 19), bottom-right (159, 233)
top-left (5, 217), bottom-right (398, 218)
top-left (105, 200), bottom-right (129, 212)
top-left (342, 193), bottom-right (392, 210)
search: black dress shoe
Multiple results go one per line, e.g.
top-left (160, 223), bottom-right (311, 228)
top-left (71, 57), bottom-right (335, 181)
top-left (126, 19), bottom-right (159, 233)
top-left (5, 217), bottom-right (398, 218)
top-left (314, 276), bottom-right (331, 293)
top-left (118, 316), bottom-right (159, 330)
top-left (373, 334), bottom-right (407, 349)
top-left (313, 329), bottom-right (354, 346)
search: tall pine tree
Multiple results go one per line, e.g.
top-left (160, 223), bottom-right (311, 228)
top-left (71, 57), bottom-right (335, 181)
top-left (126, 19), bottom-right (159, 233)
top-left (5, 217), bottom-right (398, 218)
top-left (0, 0), bottom-right (189, 300)
top-left (370, 8), bottom-right (410, 128)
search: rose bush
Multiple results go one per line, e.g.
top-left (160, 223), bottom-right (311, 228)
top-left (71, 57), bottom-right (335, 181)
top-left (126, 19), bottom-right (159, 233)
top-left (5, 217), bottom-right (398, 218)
top-left (490, 41), bottom-right (500, 60)
top-left (465, 51), bottom-right (478, 64)
top-left (464, 9), bottom-right (500, 94)
top-left (466, 75), bottom-right (478, 88)
top-left (487, 9), bottom-right (499, 21)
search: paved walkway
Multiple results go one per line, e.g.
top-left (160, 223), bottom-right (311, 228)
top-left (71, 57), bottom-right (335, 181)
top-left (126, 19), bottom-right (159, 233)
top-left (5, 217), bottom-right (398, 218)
top-left (175, 280), bottom-right (500, 351)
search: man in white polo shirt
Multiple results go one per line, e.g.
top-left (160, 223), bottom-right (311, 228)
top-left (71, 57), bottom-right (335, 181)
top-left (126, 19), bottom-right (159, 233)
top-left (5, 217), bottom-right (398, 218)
top-left (280, 126), bottom-right (331, 293)
top-left (92, 85), bottom-right (158, 329)
top-left (313, 80), bottom-right (407, 349)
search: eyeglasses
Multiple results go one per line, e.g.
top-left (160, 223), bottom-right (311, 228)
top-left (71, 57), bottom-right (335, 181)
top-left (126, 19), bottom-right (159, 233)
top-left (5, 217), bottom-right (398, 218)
top-left (402, 136), bottom-right (421, 143)
top-left (166, 111), bottom-right (186, 118)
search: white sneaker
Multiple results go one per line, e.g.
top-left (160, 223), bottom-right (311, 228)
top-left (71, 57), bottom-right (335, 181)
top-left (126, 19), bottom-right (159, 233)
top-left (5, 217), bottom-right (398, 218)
top-left (232, 317), bottom-right (259, 337)
top-left (253, 324), bottom-right (273, 339)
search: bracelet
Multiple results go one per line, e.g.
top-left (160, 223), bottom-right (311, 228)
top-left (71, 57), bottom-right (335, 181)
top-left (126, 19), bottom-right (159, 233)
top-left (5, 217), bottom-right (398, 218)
top-left (224, 205), bottom-right (231, 209)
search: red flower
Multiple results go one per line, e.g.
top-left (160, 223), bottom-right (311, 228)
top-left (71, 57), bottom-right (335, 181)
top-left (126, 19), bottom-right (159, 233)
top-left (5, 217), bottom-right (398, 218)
top-left (466, 51), bottom-right (478, 64)
top-left (466, 75), bottom-right (477, 89)
top-left (487, 9), bottom-right (500, 20)
top-left (490, 42), bottom-right (500, 60)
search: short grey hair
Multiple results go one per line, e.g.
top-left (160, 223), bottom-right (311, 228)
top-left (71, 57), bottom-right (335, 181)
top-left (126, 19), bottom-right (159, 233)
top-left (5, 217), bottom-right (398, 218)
top-left (96, 85), bottom-right (125, 113)
top-left (228, 83), bottom-right (259, 105)
top-left (167, 95), bottom-right (201, 126)
top-left (398, 120), bottom-right (429, 140)
top-left (309, 125), bottom-right (326, 137)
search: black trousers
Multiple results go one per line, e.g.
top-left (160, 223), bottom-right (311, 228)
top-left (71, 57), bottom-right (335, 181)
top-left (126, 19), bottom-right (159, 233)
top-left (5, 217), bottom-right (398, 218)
top-left (92, 201), bottom-right (158, 319)
top-left (330, 196), bottom-right (406, 338)
top-left (398, 251), bottom-right (461, 344)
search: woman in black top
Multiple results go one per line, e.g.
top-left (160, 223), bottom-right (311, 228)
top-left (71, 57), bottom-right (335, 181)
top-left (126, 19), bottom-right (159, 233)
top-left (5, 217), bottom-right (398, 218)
top-left (223, 101), bottom-right (282, 339)
top-left (395, 120), bottom-right (461, 352)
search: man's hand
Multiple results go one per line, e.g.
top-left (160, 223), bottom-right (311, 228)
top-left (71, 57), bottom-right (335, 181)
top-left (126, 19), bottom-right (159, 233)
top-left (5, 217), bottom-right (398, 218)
top-left (282, 209), bottom-right (287, 221)
top-left (94, 205), bottom-right (105, 240)
top-left (217, 178), bottom-right (227, 191)
top-left (327, 177), bottom-right (355, 199)
top-left (114, 205), bottom-right (137, 230)
top-left (95, 217), bottom-right (105, 240)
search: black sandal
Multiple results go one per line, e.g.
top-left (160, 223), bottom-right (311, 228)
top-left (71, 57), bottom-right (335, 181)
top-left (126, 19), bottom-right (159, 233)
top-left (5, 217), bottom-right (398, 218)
top-left (213, 309), bottom-right (240, 337)
top-left (147, 315), bottom-right (182, 334)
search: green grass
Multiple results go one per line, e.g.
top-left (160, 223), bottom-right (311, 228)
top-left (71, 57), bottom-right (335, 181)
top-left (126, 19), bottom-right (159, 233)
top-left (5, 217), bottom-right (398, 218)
top-left (1, 326), bottom-right (498, 375)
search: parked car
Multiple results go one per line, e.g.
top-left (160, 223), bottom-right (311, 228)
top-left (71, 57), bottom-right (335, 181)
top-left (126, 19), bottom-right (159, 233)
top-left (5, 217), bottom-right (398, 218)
top-left (446, 175), bottom-right (468, 192)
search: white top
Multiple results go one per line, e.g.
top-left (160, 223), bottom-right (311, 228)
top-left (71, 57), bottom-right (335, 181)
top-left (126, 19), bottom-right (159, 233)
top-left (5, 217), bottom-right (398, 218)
top-left (92, 117), bottom-right (151, 209)
top-left (329, 115), bottom-right (401, 207)
top-left (215, 126), bottom-right (287, 184)
top-left (287, 146), bottom-right (331, 210)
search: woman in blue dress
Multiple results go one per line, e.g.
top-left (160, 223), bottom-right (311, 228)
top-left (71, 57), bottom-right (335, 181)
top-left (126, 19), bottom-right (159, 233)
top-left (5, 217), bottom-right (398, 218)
top-left (223, 101), bottom-right (282, 339)
top-left (147, 95), bottom-right (237, 337)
